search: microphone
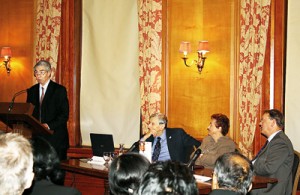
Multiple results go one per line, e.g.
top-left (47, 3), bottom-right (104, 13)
top-left (8, 89), bottom-right (28, 112)
top-left (187, 148), bottom-right (201, 169)
top-left (127, 141), bottom-right (139, 153)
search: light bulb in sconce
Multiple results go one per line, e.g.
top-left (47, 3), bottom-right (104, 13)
top-left (179, 41), bottom-right (209, 73)
top-left (1, 47), bottom-right (12, 74)
top-left (179, 41), bottom-right (191, 58)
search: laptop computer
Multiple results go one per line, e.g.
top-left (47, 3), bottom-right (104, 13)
top-left (90, 133), bottom-right (115, 157)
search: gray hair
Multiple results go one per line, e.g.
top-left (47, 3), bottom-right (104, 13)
top-left (0, 133), bottom-right (33, 194)
top-left (34, 60), bottom-right (51, 71)
top-left (214, 152), bottom-right (253, 195)
top-left (150, 113), bottom-right (168, 127)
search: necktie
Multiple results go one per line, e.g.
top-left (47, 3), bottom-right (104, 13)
top-left (39, 87), bottom-right (45, 121)
top-left (152, 137), bottom-right (161, 162)
top-left (40, 87), bottom-right (45, 105)
top-left (253, 140), bottom-right (269, 161)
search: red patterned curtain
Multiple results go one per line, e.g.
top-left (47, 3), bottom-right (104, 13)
top-left (35, 0), bottom-right (62, 81)
top-left (238, 0), bottom-right (271, 158)
top-left (138, 0), bottom-right (163, 133)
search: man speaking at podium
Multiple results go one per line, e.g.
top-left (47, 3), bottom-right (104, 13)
top-left (27, 60), bottom-right (69, 160)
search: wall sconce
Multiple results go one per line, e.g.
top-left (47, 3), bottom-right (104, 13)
top-left (1, 47), bottom-right (12, 74)
top-left (179, 41), bottom-right (209, 73)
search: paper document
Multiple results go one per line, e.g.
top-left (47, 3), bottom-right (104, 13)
top-left (87, 156), bottom-right (106, 165)
top-left (139, 141), bottom-right (152, 162)
top-left (193, 174), bottom-right (212, 182)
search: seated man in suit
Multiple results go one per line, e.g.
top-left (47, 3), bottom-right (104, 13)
top-left (140, 113), bottom-right (201, 163)
top-left (251, 109), bottom-right (294, 195)
top-left (136, 160), bottom-right (199, 195)
top-left (210, 152), bottom-right (253, 195)
top-left (0, 133), bottom-right (34, 195)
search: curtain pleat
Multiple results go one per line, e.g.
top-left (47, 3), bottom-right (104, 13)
top-left (238, 0), bottom-right (271, 158)
top-left (138, 0), bottom-right (163, 134)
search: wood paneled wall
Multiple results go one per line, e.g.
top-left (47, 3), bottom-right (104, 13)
top-left (0, 0), bottom-right (34, 130)
top-left (0, 0), bottom-right (34, 102)
top-left (164, 0), bottom-right (235, 140)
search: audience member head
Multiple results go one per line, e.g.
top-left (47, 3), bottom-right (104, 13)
top-left (30, 136), bottom-right (65, 185)
top-left (148, 113), bottom-right (168, 137)
top-left (210, 113), bottom-right (230, 136)
top-left (212, 152), bottom-right (253, 195)
top-left (0, 133), bottom-right (34, 195)
top-left (137, 161), bottom-right (198, 195)
top-left (109, 153), bottom-right (150, 195)
top-left (260, 109), bottom-right (284, 138)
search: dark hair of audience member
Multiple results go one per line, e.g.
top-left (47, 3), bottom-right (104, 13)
top-left (109, 153), bottom-right (150, 195)
top-left (214, 152), bottom-right (253, 195)
top-left (31, 136), bottom-right (65, 185)
top-left (136, 160), bottom-right (199, 195)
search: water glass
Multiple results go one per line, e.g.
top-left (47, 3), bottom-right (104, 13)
top-left (103, 152), bottom-right (111, 164)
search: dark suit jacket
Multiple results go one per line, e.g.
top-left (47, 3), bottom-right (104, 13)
top-left (27, 80), bottom-right (69, 159)
top-left (145, 128), bottom-right (201, 163)
top-left (25, 180), bottom-right (81, 195)
top-left (251, 131), bottom-right (294, 195)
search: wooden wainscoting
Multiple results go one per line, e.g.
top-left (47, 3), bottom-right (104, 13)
top-left (67, 146), bottom-right (93, 158)
top-left (65, 172), bottom-right (106, 195)
top-left (65, 147), bottom-right (105, 195)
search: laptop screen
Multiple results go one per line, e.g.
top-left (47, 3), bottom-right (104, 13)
top-left (90, 133), bottom-right (115, 157)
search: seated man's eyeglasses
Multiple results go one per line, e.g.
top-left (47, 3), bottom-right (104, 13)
top-left (34, 70), bottom-right (48, 76)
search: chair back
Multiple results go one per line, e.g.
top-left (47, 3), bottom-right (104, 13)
top-left (292, 150), bottom-right (300, 195)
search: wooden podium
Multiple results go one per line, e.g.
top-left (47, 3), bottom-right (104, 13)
top-left (0, 102), bottom-right (52, 137)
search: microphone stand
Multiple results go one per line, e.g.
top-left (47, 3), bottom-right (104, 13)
top-left (126, 141), bottom-right (139, 153)
top-left (8, 89), bottom-right (28, 112)
top-left (5, 89), bottom-right (28, 133)
top-left (187, 148), bottom-right (201, 171)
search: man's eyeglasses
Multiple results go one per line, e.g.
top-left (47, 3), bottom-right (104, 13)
top-left (34, 70), bottom-right (48, 76)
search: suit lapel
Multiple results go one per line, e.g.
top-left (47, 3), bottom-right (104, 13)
top-left (34, 84), bottom-right (40, 105)
top-left (42, 80), bottom-right (54, 106)
top-left (259, 131), bottom-right (282, 157)
top-left (165, 129), bottom-right (174, 158)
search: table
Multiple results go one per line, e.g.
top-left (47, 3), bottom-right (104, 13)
top-left (61, 159), bottom-right (277, 195)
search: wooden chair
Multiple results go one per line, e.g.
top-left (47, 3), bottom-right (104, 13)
top-left (292, 150), bottom-right (300, 195)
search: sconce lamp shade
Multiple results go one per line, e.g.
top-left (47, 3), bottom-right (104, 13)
top-left (179, 41), bottom-right (191, 55)
top-left (1, 47), bottom-right (12, 57)
top-left (197, 41), bottom-right (209, 53)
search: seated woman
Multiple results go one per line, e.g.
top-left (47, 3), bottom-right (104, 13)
top-left (194, 113), bottom-right (236, 169)
top-left (109, 153), bottom-right (150, 195)
top-left (24, 136), bottom-right (81, 195)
